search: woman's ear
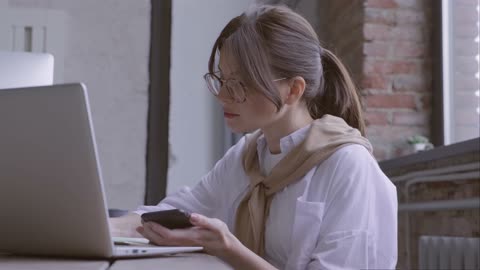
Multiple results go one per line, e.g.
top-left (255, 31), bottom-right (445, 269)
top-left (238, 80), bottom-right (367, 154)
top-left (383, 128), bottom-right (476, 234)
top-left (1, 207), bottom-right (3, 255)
top-left (284, 76), bottom-right (306, 105)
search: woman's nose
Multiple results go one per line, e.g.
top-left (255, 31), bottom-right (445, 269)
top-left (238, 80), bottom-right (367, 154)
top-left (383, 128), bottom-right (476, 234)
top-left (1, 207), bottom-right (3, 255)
top-left (215, 86), bottom-right (233, 104)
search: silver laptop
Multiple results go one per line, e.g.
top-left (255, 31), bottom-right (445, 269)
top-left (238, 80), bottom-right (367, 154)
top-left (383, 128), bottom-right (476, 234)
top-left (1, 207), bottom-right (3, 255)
top-left (0, 83), bottom-right (202, 258)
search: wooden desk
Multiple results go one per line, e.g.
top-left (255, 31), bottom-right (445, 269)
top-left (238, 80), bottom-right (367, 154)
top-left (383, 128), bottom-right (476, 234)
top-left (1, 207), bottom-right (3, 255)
top-left (110, 253), bottom-right (232, 270)
top-left (0, 253), bottom-right (233, 270)
top-left (0, 255), bottom-right (108, 270)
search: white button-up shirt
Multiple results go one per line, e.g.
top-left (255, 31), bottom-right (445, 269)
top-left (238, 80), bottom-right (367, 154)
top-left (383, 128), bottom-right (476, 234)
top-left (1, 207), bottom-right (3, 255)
top-left (136, 126), bottom-right (398, 269)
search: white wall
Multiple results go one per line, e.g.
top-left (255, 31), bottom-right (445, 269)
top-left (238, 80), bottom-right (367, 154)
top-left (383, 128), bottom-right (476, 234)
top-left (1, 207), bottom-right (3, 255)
top-left (2, 0), bottom-right (255, 208)
top-left (168, 0), bottom-right (254, 194)
top-left (5, 0), bottom-right (151, 210)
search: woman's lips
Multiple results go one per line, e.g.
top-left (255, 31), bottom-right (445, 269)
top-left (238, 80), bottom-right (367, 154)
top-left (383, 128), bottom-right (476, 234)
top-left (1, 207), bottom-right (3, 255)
top-left (224, 112), bottom-right (239, 119)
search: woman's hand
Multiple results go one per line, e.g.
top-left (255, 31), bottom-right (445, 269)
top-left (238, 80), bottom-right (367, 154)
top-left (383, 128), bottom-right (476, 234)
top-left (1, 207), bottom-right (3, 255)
top-left (109, 213), bottom-right (143, 238)
top-left (137, 213), bottom-right (277, 269)
top-left (136, 213), bottom-right (239, 257)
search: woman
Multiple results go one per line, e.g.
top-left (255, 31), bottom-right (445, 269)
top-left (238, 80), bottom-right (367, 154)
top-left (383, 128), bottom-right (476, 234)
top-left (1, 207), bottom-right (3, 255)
top-left (110, 5), bottom-right (397, 270)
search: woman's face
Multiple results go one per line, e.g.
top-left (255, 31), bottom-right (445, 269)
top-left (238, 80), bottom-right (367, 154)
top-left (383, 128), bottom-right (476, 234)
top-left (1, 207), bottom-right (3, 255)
top-left (216, 50), bottom-right (285, 133)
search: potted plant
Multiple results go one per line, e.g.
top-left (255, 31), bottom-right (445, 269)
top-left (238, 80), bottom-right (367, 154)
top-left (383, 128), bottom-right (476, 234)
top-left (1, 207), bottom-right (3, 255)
top-left (407, 135), bottom-right (434, 153)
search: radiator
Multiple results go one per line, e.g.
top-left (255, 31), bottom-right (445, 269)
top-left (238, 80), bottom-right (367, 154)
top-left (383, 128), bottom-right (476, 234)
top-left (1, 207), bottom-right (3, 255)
top-left (419, 236), bottom-right (480, 269)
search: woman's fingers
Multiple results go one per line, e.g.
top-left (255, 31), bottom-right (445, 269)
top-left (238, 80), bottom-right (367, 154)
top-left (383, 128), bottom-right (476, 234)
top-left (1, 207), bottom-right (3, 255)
top-left (189, 213), bottom-right (208, 227)
top-left (146, 222), bottom-right (170, 236)
top-left (138, 215), bottom-right (236, 258)
top-left (138, 222), bottom-right (205, 246)
top-left (136, 225), bottom-right (170, 246)
top-left (190, 213), bottom-right (227, 234)
top-left (190, 213), bottom-right (219, 231)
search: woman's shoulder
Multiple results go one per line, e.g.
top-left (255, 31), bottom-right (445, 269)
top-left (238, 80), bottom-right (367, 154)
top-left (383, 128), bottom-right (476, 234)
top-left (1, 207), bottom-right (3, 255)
top-left (222, 134), bottom-right (248, 162)
top-left (313, 144), bottom-right (378, 174)
top-left (306, 144), bottom-right (390, 200)
top-left (327, 144), bottom-right (376, 166)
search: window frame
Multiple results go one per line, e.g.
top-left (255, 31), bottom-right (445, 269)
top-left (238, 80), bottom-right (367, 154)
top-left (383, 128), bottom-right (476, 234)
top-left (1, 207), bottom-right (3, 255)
top-left (435, 0), bottom-right (480, 146)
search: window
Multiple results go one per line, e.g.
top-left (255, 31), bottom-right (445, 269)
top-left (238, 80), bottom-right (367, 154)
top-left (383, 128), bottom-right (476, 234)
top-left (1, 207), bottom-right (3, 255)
top-left (441, 0), bottom-right (480, 144)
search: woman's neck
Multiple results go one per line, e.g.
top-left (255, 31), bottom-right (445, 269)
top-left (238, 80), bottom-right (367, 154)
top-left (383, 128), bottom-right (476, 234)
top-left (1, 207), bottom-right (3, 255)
top-left (262, 107), bottom-right (313, 154)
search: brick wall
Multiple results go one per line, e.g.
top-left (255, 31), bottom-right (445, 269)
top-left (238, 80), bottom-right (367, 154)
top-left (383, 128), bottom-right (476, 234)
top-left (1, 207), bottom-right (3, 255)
top-left (362, 0), bottom-right (433, 161)
top-left (259, 0), bottom-right (434, 161)
top-left (315, 0), bottom-right (434, 161)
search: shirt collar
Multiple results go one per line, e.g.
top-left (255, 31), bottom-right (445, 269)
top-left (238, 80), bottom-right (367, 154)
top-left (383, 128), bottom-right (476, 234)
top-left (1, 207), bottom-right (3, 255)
top-left (255, 123), bottom-right (311, 155)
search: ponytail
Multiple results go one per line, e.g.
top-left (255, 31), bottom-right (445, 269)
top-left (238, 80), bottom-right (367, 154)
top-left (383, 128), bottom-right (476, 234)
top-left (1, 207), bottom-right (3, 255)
top-left (307, 48), bottom-right (366, 135)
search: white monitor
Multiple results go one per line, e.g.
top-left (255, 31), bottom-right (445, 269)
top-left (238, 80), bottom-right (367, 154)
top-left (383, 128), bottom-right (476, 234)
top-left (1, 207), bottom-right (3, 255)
top-left (0, 51), bottom-right (54, 89)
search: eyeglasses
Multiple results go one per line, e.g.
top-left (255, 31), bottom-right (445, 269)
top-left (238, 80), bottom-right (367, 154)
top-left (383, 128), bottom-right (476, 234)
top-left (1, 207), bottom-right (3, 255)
top-left (204, 72), bottom-right (287, 103)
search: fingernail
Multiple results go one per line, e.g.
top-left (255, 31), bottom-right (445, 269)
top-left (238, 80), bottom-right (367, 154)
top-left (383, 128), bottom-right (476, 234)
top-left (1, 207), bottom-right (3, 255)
top-left (190, 213), bottom-right (199, 221)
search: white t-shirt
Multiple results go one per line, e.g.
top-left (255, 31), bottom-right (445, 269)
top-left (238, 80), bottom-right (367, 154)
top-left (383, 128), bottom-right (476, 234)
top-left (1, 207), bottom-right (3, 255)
top-left (261, 147), bottom-right (286, 176)
top-left (136, 125), bottom-right (398, 270)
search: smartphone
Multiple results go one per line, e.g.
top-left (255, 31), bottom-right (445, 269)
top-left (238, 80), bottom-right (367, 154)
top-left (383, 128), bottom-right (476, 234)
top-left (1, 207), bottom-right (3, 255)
top-left (141, 209), bottom-right (193, 230)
